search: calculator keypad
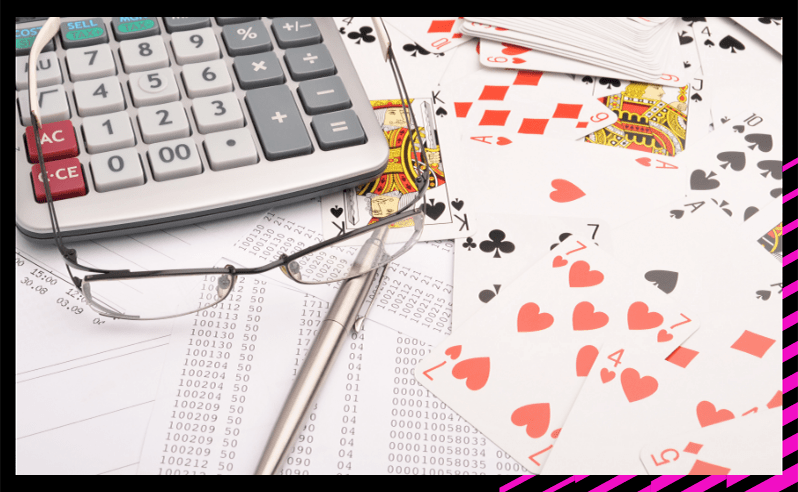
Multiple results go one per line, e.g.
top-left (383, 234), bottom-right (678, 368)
top-left (192, 92), bottom-right (245, 134)
top-left (65, 44), bottom-right (117, 81)
top-left (129, 68), bottom-right (180, 106)
top-left (73, 76), bottom-right (125, 116)
top-left (82, 112), bottom-right (136, 153)
top-left (16, 52), bottom-right (62, 90)
top-left (147, 138), bottom-right (203, 181)
top-left (137, 101), bottom-right (191, 144)
top-left (171, 28), bottom-right (220, 65)
top-left (90, 147), bottom-right (145, 192)
top-left (119, 35), bottom-right (170, 72)
top-left (18, 86), bottom-right (71, 126)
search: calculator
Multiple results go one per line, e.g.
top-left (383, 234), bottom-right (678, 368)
top-left (15, 17), bottom-right (389, 242)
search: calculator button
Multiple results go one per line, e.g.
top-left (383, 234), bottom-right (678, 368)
top-left (128, 68), bottom-right (180, 106)
top-left (163, 17), bottom-right (211, 33)
top-left (192, 92), bottom-right (245, 134)
top-left (18, 86), bottom-right (71, 126)
top-left (25, 120), bottom-right (79, 163)
top-left (16, 53), bottom-right (62, 90)
top-left (271, 18), bottom-right (321, 48)
top-left (182, 59), bottom-right (233, 98)
top-left (65, 44), bottom-right (117, 82)
top-left (215, 17), bottom-right (260, 26)
top-left (119, 35), bottom-right (170, 72)
top-left (233, 51), bottom-right (284, 90)
top-left (245, 84), bottom-right (313, 160)
top-left (31, 158), bottom-right (87, 203)
top-left (137, 101), bottom-right (191, 144)
top-left (82, 112), bottom-right (136, 153)
top-left (311, 110), bottom-right (365, 151)
top-left (60, 18), bottom-right (109, 49)
top-left (171, 28), bottom-right (220, 65)
top-left (90, 147), bottom-right (145, 192)
top-left (297, 76), bottom-right (351, 115)
top-left (16, 23), bottom-right (55, 56)
top-left (74, 76), bottom-right (125, 116)
top-left (148, 138), bottom-right (203, 181)
top-left (111, 17), bottom-right (161, 41)
top-left (284, 44), bottom-right (335, 81)
top-left (222, 20), bottom-right (273, 56)
top-left (204, 128), bottom-right (259, 171)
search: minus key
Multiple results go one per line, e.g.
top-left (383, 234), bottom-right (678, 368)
top-left (297, 76), bottom-right (351, 115)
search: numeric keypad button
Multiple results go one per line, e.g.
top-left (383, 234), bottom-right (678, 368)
top-left (138, 101), bottom-right (191, 144)
top-left (284, 44), bottom-right (335, 81)
top-left (90, 147), bottom-right (145, 192)
top-left (66, 44), bottom-right (117, 81)
top-left (192, 92), bottom-right (244, 134)
top-left (18, 86), bottom-right (71, 126)
top-left (182, 59), bottom-right (233, 98)
top-left (129, 68), bottom-right (180, 106)
top-left (233, 51), bottom-right (284, 90)
top-left (82, 112), bottom-right (136, 153)
top-left (204, 128), bottom-right (259, 171)
top-left (119, 35), bottom-right (170, 72)
top-left (171, 28), bottom-right (220, 65)
top-left (271, 17), bottom-right (321, 48)
top-left (148, 137), bottom-right (202, 181)
top-left (16, 52), bottom-right (62, 90)
top-left (74, 76), bottom-right (126, 116)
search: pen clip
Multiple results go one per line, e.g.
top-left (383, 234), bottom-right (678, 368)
top-left (353, 264), bottom-right (388, 333)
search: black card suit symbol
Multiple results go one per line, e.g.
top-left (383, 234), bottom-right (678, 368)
top-left (757, 160), bottom-right (782, 180)
top-left (678, 31), bottom-right (694, 45)
top-left (451, 199), bottom-right (464, 211)
top-left (770, 188), bottom-right (782, 198)
top-left (719, 35), bottom-right (745, 53)
top-left (462, 237), bottom-right (477, 251)
top-left (644, 270), bottom-right (679, 294)
top-left (549, 232), bottom-right (573, 250)
top-left (582, 76), bottom-right (593, 84)
top-left (682, 17), bottom-right (706, 26)
top-left (758, 17), bottom-right (781, 25)
top-left (716, 151), bottom-right (745, 171)
top-left (732, 125), bottom-right (745, 133)
top-left (712, 198), bottom-right (733, 217)
top-left (421, 199), bottom-right (446, 220)
top-left (330, 206), bottom-right (343, 218)
top-left (338, 27), bottom-right (346, 35)
top-left (598, 77), bottom-right (620, 90)
top-left (720, 116), bottom-right (729, 123)
top-left (744, 206), bottom-right (759, 221)
top-left (683, 61), bottom-right (691, 68)
top-left (690, 93), bottom-right (702, 102)
top-left (478, 285), bottom-right (502, 303)
top-left (348, 26), bottom-right (375, 44)
top-left (704, 39), bottom-right (715, 48)
top-left (403, 43), bottom-right (430, 57)
top-left (670, 209), bottom-right (684, 219)
top-left (690, 170), bottom-right (720, 190)
top-left (436, 106), bottom-right (448, 117)
top-left (480, 230), bottom-right (516, 258)
top-left (756, 290), bottom-right (771, 300)
top-left (745, 134), bottom-right (772, 152)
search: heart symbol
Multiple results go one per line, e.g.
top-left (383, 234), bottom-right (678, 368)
top-left (512, 57), bottom-right (525, 64)
top-left (766, 390), bottom-right (782, 409)
top-left (330, 206), bottom-right (343, 218)
top-left (627, 302), bottom-right (663, 330)
top-left (568, 261), bottom-right (604, 288)
top-left (451, 199), bottom-right (464, 211)
top-left (517, 302), bottom-right (554, 332)
top-left (716, 151), bottom-right (746, 171)
top-left (451, 357), bottom-right (490, 391)
top-left (644, 270), bottom-right (679, 294)
top-left (552, 255), bottom-right (568, 268)
top-left (696, 401), bottom-right (734, 427)
top-left (572, 302), bottom-right (609, 331)
top-left (657, 329), bottom-right (673, 342)
top-left (620, 368), bottom-right (658, 402)
top-left (576, 345), bottom-right (599, 377)
top-left (670, 209), bottom-right (684, 219)
top-left (550, 179), bottom-right (585, 203)
top-left (444, 345), bottom-right (462, 360)
top-left (501, 43), bottom-right (531, 55)
top-left (497, 137), bottom-right (512, 145)
top-left (510, 403), bottom-right (550, 439)
top-left (636, 157), bottom-right (652, 167)
top-left (600, 368), bottom-right (615, 383)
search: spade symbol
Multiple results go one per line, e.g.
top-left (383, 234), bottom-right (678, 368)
top-left (581, 75), bottom-right (594, 84)
top-left (690, 170), bottom-right (720, 190)
top-left (670, 209), bottom-right (685, 219)
top-left (421, 199), bottom-right (446, 220)
top-left (451, 199), bottom-right (464, 211)
top-left (690, 93), bottom-right (702, 102)
top-left (479, 230), bottom-right (516, 258)
top-left (436, 106), bottom-right (448, 117)
top-left (745, 134), bottom-right (773, 152)
top-left (704, 39), bottom-right (715, 48)
top-left (770, 188), bottom-right (782, 198)
top-left (732, 125), bottom-right (745, 133)
top-left (330, 206), bottom-right (343, 218)
top-left (683, 61), bottom-right (692, 68)
top-left (644, 270), bottom-right (679, 294)
top-left (719, 35), bottom-right (745, 53)
top-left (711, 198), bottom-right (733, 217)
top-left (598, 77), bottom-right (620, 90)
top-left (716, 151), bottom-right (745, 171)
top-left (478, 284), bottom-right (502, 303)
top-left (757, 160), bottom-right (782, 180)
top-left (682, 17), bottom-right (706, 27)
top-left (756, 290), bottom-right (771, 300)
top-left (678, 31), bottom-right (694, 45)
top-left (743, 206), bottom-right (759, 221)
top-left (758, 17), bottom-right (781, 25)
top-left (720, 116), bottom-right (730, 123)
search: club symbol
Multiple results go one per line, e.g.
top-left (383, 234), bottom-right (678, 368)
top-left (549, 232), bottom-right (573, 250)
top-left (347, 26), bottom-right (375, 44)
top-left (598, 77), bottom-right (620, 90)
top-left (403, 42), bottom-right (431, 57)
top-left (479, 230), bottom-right (515, 258)
top-left (462, 237), bottom-right (477, 251)
top-left (581, 76), bottom-right (593, 84)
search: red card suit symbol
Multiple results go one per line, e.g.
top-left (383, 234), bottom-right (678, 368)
top-left (512, 57), bottom-right (525, 64)
top-left (550, 428), bottom-right (561, 438)
top-left (552, 255), bottom-right (568, 268)
top-left (620, 368), bottom-right (658, 402)
top-left (517, 302), bottom-right (554, 332)
top-left (451, 357), bottom-right (490, 391)
top-left (501, 43), bottom-right (531, 55)
top-left (445, 345), bottom-right (462, 360)
top-left (576, 345), bottom-right (599, 377)
top-left (600, 368), bottom-right (615, 383)
top-left (627, 302), bottom-right (664, 330)
top-left (572, 302), bottom-right (609, 331)
top-left (636, 157), bottom-right (652, 167)
top-left (657, 329), bottom-right (673, 342)
top-left (568, 261), bottom-right (604, 287)
top-left (511, 403), bottom-right (550, 438)
top-left (550, 179), bottom-right (585, 203)
top-left (696, 401), bottom-right (734, 427)
top-left (688, 460), bottom-right (731, 475)
top-left (497, 137), bottom-right (512, 145)
top-left (766, 390), bottom-right (782, 409)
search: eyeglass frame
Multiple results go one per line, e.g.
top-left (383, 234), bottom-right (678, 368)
top-left (27, 17), bottom-right (433, 316)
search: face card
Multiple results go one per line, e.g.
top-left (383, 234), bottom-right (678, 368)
top-left (416, 235), bottom-right (699, 474)
top-left (384, 17), bottom-right (473, 53)
top-left (738, 198), bottom-right (783, 264)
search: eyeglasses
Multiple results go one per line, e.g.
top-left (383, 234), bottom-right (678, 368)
top-left (27, 17), bottom-right (431, 320)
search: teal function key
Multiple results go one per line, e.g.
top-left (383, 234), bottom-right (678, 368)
top-left (60, 18), bottom-right (109, 49)
top-left (111, 17), bottom-right (161, 41)
top-left (245, 85), bottom-right (313, 160)
top-left (16, 24), bottom-right (55, 56)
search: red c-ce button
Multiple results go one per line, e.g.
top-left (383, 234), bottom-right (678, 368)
top-left (31, 157), bottom-right (88, 203)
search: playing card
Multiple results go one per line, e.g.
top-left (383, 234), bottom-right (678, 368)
top-left (384, 17), bottom-right (472, 53)
top-left (415, 235), bottom-right (700, 473)
top-left (731, 17), bottom-right (782, 55)
top-left (738, 198), bottom-right (783, 263)
top-left (453, 214), bottom-right (612, 329)
top-left (640, 407), bottom-right (782, 475)
top-left (438, 39), bottom-right (482, 86)
top-left (320, 97), bottom-right (474, 242)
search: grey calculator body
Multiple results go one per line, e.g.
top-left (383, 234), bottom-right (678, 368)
top-left (15, 17), bottom-right (389, 242)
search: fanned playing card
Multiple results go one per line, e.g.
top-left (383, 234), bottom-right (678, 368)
top-left (385, 17), bottom-right (472, 53)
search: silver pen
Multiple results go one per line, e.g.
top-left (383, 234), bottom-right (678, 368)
top-left (256, 226), bottom-right (389, 474)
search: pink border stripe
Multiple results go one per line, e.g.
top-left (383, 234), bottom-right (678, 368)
top-left (588, 475), bottom-right (635, 492)
top-left (648, 475), bottom-right (685, 492)
top-left (784, 220), bottom-right (797, 236)
top-left (746, 463), bottom-right (798, 492)
top-left (727, 476), bottom-right (749, 487)
top-left (785, 434), bottom-right (797, 458)
top-left (784, 188), bottom-right (798, 204)
top-left (786, 373), bottom-right (798, 393)
top-left (785, 280), bottom-right (798, 299)
top-left (784, 157), bottom-right (798, 172)
top-left (786, 342), bottom-right (798, 361)
top-left (785, 311), bottom-right (798, 330)
top-left (499, 475), bottom-right (533, 492)
top-left (786, 405), bottom-right (797, 426)
top-left (543, 477), bottom-right (576, 492)
top-left (785, 250), bottom-right (798, 267)
top-left (683, 476), bottom-right (726, 492)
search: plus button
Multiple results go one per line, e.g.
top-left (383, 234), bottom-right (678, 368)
top-left (271, 111), bottom-right (287, 123)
